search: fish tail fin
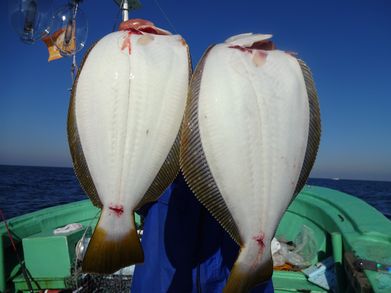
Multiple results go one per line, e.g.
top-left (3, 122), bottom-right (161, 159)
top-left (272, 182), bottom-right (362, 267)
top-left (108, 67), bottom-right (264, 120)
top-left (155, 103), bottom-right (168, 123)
top-left (82, 209), bottom-right (144, 274)
top-left (224, 244), bottom-right (273, 293)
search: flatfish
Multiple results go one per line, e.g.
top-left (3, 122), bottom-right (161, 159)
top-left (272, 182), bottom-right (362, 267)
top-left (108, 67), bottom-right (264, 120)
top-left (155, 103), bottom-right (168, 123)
top-left (180, 33), bottom-right (321, 292)
top-left (68, 19), bottom-right (191, 274)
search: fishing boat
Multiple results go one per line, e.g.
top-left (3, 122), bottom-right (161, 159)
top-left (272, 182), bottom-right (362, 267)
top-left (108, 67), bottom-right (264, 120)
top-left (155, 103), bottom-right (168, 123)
top-left (3, 1), bottom-right (390, 292)
top-left (1, 186), bottom-right (390, 293)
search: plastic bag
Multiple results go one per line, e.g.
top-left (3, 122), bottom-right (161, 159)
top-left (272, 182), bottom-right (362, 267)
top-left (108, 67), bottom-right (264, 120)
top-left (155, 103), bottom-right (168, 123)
top-left (273, 225), bottom-right (317, 268)
top-left (291, 225), bottom-right (317, 265)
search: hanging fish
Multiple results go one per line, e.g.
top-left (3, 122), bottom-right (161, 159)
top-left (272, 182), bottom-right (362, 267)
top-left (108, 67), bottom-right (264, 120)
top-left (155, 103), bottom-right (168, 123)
top-left (180, 33), bottom-right (321, 292)
top-left (68, 19), bottom-right (191, 274)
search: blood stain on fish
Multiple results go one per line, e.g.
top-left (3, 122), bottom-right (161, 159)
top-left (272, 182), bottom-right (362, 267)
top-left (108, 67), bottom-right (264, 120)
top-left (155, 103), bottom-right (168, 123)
top-left (229, 45), bottom-right (267, 66)
top-left (121, 29), bottom-right (143, 54)
top-left (253, 51), bottom-right (267, 67)
top-left (229, 45), bottom-right (253, 53)
top-left (179, 38), bottom-right (187, 46)
top-left (137, 35), bottom-right (154, 45)
top-left (253, 232), bottom-right (266, 251)
top-left (109, 204), bottom-right (124, 217)
top-left (251, 232), bottom-right (266, 269)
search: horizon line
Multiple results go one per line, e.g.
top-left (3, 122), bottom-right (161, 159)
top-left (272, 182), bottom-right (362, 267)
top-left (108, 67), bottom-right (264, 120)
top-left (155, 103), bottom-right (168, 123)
top-left (1, 163), bottom-right (390, 183)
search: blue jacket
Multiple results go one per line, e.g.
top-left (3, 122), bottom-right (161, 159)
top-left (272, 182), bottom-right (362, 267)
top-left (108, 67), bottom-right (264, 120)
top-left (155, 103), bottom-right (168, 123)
top-left (131, 174), bottom-right (274, 293)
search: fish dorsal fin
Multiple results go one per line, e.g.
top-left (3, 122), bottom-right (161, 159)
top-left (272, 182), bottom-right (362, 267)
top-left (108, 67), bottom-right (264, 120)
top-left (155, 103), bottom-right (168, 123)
top-left (180, 46), bottom-right (242, 246)
top-left (294, 59), bottom-right (321, 195)
top-left (68, 42), bottom-right (102, 208)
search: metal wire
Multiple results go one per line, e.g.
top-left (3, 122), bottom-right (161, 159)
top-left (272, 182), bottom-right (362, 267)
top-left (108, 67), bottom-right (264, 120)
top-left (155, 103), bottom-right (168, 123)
top-left (112, 0), bottom-right (125, 32)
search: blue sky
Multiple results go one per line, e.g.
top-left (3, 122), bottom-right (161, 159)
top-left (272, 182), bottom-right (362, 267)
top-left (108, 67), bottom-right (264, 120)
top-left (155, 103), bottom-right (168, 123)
top-left (0, 0), bottom-right (390, 181)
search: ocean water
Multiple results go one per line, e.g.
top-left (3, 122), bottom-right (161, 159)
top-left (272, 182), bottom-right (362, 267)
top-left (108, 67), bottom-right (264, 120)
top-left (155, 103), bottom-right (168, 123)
top-left (0, 165), bottom-right (85, 219)
top-left (0, 165), bottom-right (390, 220)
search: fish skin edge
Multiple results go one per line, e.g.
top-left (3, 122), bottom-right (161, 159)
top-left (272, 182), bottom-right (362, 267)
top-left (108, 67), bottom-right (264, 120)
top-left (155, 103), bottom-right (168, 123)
top-left (68, 41), bottom-right (103, 208)
top-left (180, 44), bottom-right (242, 246)
top-left (135, 40), bottom-right (192, 210)
top-left (223, 257), bottom-right (273, 293)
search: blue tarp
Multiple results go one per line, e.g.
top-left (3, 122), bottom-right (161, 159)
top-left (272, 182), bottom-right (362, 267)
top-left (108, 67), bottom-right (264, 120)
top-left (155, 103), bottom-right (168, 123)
top-left (131, 174), bottom-right (274, 293)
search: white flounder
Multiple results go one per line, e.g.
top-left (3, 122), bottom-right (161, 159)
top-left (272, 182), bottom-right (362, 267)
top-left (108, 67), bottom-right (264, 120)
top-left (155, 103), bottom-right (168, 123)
top-left (68, 20), bottom-right (191, 274)
top-left (180, 33), bottom-right (321, 292)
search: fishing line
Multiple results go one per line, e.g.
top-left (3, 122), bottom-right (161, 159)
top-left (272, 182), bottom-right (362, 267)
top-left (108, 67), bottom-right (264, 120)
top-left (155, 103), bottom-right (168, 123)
top-left (69, 0), bottom-right (81, 89)
top-left (0, 209), bottom-right (34, 293)
top-left (154, 0), bottom-right (178, 34)
top-left (112, 0), bottom-right (125, 32)
top-left (68, 54), bottom-right (78, 92)
top-left (73, 210), bottom-right (100, 289)
top-left (70, 54), bottom-right (78, 83)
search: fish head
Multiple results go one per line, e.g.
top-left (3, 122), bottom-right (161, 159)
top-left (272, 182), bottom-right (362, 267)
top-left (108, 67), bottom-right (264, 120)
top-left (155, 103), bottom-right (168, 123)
top-left (225, 33), bottom-right (275, 50)
top-left (118, 18), bottom-right (171, 35)
top-left (117, 18), bottom-right (188, 55)
top-left (224, 33), bottom-right (276, 67)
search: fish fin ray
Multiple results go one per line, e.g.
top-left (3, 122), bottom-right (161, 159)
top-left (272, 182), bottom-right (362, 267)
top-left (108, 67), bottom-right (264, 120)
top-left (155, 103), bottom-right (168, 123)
top-left (82, 213), bottom-right (144, 274)
top-left (180, 45), bottom-right (242, 246)
top-left (294, 59), bottom-right (321, 195)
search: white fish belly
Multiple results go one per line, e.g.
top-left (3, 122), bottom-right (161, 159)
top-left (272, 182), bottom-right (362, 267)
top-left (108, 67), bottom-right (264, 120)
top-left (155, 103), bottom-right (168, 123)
top-left (198, 45), bottom-right (309, 260)
top-left (74, 31), bottom-right (189, 217)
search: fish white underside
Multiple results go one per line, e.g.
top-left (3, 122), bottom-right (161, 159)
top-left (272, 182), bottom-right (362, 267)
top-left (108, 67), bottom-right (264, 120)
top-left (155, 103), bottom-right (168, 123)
top-left (74, 31), bottom-right (189, 236)
top-left (198, 45), bottom-right (309, 266)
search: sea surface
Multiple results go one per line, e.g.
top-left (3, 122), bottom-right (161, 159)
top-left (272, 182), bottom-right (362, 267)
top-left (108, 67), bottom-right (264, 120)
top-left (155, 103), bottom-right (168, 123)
top-left (0, 165), bottom-right (390, 220)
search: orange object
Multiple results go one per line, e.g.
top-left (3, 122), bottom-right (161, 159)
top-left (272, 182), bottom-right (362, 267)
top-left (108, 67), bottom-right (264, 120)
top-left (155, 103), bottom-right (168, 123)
top-left (273, 263), bottom-right (295, 271)
top-left (42, 29), bottom-right (65, 62)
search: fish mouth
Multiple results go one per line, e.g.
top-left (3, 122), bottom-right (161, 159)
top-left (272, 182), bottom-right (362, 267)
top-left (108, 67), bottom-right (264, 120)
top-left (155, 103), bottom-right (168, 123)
top-left (118, 18), bottom-right (171, 35)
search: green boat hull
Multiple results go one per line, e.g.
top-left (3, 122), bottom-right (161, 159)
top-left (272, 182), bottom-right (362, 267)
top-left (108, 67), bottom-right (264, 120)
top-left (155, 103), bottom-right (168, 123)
top-left (274, 186), bottom-right (391, 292)
top-left (1, 186), bottom-right (390, 292)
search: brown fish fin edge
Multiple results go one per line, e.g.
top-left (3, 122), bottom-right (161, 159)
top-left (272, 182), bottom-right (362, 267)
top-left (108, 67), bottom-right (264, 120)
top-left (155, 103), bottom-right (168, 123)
top-left (293, 59), bottom-right (321, 196)
top-left (135, 132), bottom-right (181, 210)
top-left (135, 46), bottom-right (193, 210)
top-left (82, 213), bottom-right (144, 274)
top-left (67, 42), bottom-right (102, 208)
top-left (223, 257), bottom-right (273, 293)
top-left (180, 45), bottom-right (242, 246)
